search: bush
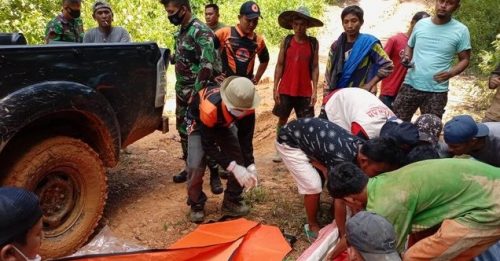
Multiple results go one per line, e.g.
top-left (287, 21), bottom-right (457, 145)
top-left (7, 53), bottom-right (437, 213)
top-left (0, 0), bottom-right (176, 47)
top-left (0, 0), bottom-right (324, 48)
top-left (455, 0), bottom-right (500, 73)
top-left (197, 0), bottom-right (324, 46)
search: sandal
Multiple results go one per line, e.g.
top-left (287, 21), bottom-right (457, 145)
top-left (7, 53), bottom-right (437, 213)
top-left (303, 224), bottom-right (318, 243)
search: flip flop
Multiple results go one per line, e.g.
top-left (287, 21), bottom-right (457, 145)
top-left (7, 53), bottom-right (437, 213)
top-left (303, 224), bottom-right (318, 243)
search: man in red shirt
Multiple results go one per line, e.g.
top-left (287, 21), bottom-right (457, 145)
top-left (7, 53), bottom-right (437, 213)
top-left (272, 7), bottom-right (323, 162)
top-left (379, 11), bottom-right (429, 109)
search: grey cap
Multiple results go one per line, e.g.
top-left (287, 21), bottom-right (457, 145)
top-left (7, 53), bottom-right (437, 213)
top-left (346, 211), bottom-right (401, 261)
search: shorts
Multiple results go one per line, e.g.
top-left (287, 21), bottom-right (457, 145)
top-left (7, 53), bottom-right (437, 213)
top-left (272, 94), bottom-right (314, 119)
top-left (275, 141), bottom-right (322, 195)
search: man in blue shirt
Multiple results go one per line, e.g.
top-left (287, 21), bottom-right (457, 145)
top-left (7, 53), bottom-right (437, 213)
top-left (393, 0), bottom-right (471, 121)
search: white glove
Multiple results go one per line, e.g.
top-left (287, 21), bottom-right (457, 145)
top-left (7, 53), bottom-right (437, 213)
top-left (227, 161), bottom-right (257, 191)
top-left (246, 164), bottom-right (258, 190)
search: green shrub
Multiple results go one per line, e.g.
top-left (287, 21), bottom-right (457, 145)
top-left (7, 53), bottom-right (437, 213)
top-left (201, 0), bottom-right (324, 46)
top-left (0, 0), bottom-right (324, 48)
top-left (0, 0), bottom-right (176, 47)
top-left (455, 0), bottom-right (500, 73)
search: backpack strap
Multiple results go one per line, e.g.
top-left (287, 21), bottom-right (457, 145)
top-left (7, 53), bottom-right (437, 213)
top-left (308, 36), bottom-right (318, 76)
top-left (282, 35), bottom-right (317, 76)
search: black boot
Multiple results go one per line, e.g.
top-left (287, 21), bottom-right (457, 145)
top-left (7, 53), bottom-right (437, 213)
top-left (173, 169), bottom-right (188, 183)
top-left (209, 166), bottom-right (223, 194)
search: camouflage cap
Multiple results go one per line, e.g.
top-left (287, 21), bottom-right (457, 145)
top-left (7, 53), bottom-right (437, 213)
top-left (415, 114), bottom-right (443, 145)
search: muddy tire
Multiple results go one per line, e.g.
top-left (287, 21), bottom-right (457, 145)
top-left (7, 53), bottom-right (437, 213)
top-left (2, 136), bottom-right (107, 258)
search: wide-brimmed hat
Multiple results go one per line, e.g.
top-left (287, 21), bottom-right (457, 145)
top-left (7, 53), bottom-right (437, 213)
top-left (278, 7), bottom-right (324, 30)
top-left (220, 76), bottom-right (260, 110)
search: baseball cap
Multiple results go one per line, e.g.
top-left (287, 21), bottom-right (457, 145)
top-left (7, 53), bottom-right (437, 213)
top-left (414, 114), bottom-right (443, 145)
top-left (220, 76), bottom-right (260, 110)
top-left (0, 187), bottom-right (43, 246)
top-left (240, 1), bottom-right (262, 19)
top-left (380, 120), bottom-right (419, 147)
top-left (346, 211), bottom-right (401, 261)
top-left (443, 115), bottom-right (489, 144)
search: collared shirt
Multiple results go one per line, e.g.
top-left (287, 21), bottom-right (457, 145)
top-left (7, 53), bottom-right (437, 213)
top-left (215, 24), bottom-right (269, 79)
top-left (209, 22), bottom-right (226, 32)
top-left (45, 14), bottom-right (84, 43)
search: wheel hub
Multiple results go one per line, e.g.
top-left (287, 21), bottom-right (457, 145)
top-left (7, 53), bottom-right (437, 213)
top-left (36, 172), bottom-right (76, 229)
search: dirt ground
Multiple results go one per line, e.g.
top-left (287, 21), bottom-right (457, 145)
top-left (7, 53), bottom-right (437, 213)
top-left (100, 0), bottom-right (484, 258)
top-left (104, 79), bottom-right (322, 257)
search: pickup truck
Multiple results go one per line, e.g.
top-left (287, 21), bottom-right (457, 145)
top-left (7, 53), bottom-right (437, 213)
top-left (0, 33), bottom-right (169, 258)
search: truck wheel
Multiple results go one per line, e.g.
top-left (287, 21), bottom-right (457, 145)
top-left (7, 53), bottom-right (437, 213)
top-left (2, 136), bottom-right (107, 258)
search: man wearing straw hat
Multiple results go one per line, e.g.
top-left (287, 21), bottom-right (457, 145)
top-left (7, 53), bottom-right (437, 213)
top-left (272, 7), bottom-right (323, 163)
top-left (184, 76), bottom-right (259, 222)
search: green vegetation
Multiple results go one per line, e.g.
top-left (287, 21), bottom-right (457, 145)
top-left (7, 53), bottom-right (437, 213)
top-left (455, 0), bottom-right (500, 73)
top-left (0, 0), bottom-right (323, 48)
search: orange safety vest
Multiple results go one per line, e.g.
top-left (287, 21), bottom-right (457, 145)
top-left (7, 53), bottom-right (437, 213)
top-left (199, 86), bottom-right (234, 128)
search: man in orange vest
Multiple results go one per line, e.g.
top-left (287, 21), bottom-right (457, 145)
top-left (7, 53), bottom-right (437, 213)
top-left (185, 76), bottom-right (259, 222)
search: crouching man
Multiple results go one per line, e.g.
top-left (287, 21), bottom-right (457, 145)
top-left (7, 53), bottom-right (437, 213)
top-left (186, 76), bottom-right (259, 222)
top-left (276, 117), bottom-right (402, 240)
top-left (329, 159), bottom-right (500, 259)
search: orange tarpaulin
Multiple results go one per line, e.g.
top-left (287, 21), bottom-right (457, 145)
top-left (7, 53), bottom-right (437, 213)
top-left (63, 218), bottom-right (291, 261)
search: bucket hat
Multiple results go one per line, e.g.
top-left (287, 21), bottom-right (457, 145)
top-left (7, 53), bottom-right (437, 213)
top-left (278, 7), bottom-right (324, 30)
top-left (220, 76), bottom-right (260, 110)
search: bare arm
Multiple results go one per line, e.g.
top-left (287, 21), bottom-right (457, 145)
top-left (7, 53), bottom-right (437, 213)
top-left (311, 42), bottom-right (320, 106)
top-left (326, 199), bottom-right (348, 259)
top-left (253, 62), bottom-right (269, 84)
top-left (273, 40), bottom-right (286, 104)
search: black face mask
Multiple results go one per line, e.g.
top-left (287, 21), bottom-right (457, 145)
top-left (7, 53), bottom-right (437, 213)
top-left (67, 7), bottom-right (81, 19)
top-left (168, 9), bottom-right (185, 26)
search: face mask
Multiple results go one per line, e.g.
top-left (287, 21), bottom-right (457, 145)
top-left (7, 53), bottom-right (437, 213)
top-left (12, 246), bottom-right (42, 261)
top-left (168, 8), bottom-right (185, 26)
top-left (67, 7), bottom-right (81, 19)
top-left (228, 108), bottom-right (245, 118)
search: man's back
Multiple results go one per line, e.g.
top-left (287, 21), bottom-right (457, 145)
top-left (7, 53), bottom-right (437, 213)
top-left (278, 118), bottom-right (361, 166)
top-left (367, 159), bottom-right (500, 249)
top-left (324, 88), bottom-right (394, 139)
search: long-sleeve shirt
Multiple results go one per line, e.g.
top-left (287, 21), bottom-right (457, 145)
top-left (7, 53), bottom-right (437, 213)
top-left (173, 17), bottom-right (221, 97)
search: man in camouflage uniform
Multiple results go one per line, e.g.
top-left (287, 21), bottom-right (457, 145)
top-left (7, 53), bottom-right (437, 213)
top-left (45, 0), bottom-right (84, 43)
top-left (160, 0), bottom-right (223, 194)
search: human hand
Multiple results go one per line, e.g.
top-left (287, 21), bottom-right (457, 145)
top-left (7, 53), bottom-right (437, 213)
top-left (252, 77), bottom-right (260, 85)
top-left (433, 71), bottom-right (453, 83)
top-left (246, 164), bottom-right (258, 191)
top-left (362, 84), bottom-right (377, 94)
top-left (489, 75), bottom-right (500, 89)
top-left (401, 56), bottom-right (413, 68)
top-left (227, 161), bottom-right (257, 191)
top-left (310, 93), bottom-right (317, 106)
top-left (214, 74), bottom-right (225, 84)
top-left (273, 88), bottom-right (280, 105)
